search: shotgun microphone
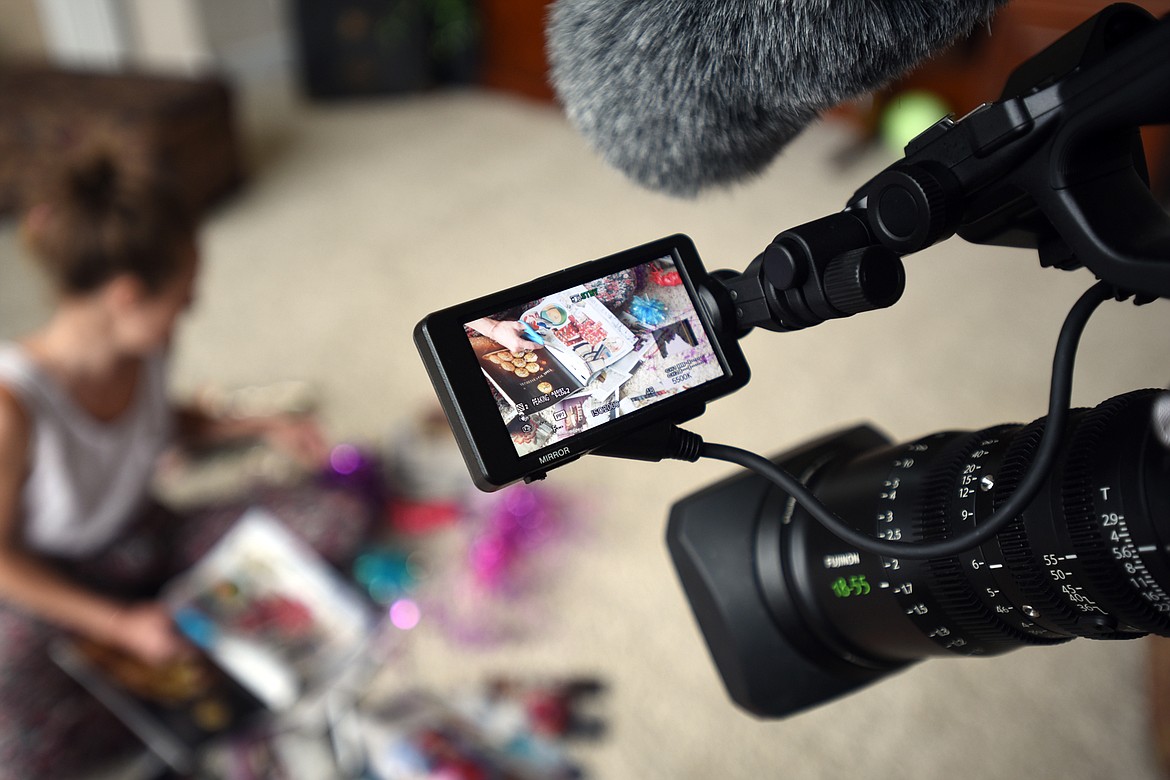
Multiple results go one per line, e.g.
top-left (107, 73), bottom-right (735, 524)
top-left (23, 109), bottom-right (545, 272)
top-left (548, 0), bottom-right (1006, 196)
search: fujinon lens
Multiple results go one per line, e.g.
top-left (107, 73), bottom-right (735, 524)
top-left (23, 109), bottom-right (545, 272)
top-left (669, 390), bottom-right (1170, 717)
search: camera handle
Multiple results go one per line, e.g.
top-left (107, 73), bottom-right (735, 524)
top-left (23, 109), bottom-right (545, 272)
top-left (714, 4), bottom-right (1170, 340)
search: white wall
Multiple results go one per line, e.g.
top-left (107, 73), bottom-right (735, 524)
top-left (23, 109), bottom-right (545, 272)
top-left (32, 0), bottom-right (293, 79)
top-left (124, 0), bottom-right (210, 73)
top-left (196, 0), bottom-right (293, 79)
top-left (35, 0), bottom-right (130, 69)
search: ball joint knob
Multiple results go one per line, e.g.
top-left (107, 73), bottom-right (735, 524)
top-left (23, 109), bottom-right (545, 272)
top-left (823, 246), bottom-right (907, 316)
top-left (867, 165), bottom-right (958, 253)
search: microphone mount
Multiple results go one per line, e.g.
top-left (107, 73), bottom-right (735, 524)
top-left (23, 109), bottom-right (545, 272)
top-left (718, 213), bottom-right (906, 335)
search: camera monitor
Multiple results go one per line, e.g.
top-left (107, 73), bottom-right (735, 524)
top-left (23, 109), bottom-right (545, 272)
top-left (415, 235), bottom-right (750, 490)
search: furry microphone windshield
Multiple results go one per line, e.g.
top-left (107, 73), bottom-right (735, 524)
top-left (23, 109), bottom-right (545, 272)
top-left (548, 0), bottom-right (1007, 197)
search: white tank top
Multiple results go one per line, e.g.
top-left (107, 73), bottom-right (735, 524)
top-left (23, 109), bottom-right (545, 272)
top-left (0, 344), bottom-right (173, 558)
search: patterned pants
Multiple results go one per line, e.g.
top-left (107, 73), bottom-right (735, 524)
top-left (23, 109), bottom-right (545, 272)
top-left (0, 482), bottom-right (373, 779)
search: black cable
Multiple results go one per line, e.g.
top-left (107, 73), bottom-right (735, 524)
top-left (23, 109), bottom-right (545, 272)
top-left (696, 281), bottom-right (1115, 560)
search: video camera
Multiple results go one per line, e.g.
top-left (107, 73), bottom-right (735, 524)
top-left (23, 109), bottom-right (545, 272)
top-left (416, 3), bottom-right (1170, 718)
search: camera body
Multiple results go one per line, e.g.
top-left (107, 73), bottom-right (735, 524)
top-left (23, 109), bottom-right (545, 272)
top-left (415, 235), bottom-right (749, 490)
top-left (414, 4), bottom-right (1170, 721)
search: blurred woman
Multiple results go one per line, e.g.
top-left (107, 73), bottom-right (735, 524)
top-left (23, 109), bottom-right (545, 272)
top-left (0, 146), bottom-right (367, 776)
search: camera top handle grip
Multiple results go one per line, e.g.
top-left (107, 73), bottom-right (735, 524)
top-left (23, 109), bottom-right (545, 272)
top-left (1031, 6), bottom-right (1170, 299)
top-left (720, 5), bottom-right (1170, 341)
top-left (867, 3), bottom-right (1170, 300)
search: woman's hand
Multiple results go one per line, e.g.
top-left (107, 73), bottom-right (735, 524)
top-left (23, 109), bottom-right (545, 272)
top-left (105, 602), bottom-right (191, 666)
top-left (176, 402), bottom-right (331, 470)
top-left (259, 414), bottom-right (330, 469)
top-left (487, 320), bottom-right (543, 352)
top-left (467, 317), bottom-right (542, 352)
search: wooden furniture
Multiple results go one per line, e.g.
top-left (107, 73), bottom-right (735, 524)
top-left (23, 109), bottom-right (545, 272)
top-left (478, 0), bottom-right (556, 101)
top-left (0, 66), bottom-right (244, 217)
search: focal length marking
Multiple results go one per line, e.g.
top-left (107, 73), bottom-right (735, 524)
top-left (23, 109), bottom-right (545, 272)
top-left (1098, 495), bottom-right (1170, 616)
top-left (955, 434), bottom-right (1066, 643)
top-left (882, 436), bottom-right (979, 654)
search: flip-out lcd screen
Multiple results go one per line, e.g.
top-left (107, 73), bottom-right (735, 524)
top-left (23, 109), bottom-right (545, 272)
top-left (415, 235), bottom-right (749, 490)
top-left (464, 256), bottom-right (726, 457)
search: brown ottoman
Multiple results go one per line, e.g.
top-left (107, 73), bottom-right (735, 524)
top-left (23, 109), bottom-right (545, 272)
top-left (0, 66), bottom-right (244, 217)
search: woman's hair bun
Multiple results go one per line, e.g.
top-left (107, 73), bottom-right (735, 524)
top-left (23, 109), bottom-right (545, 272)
top-left (22, 139), bottom-right (194, 295)
top-left (68, 153), bottom-right (121, 212)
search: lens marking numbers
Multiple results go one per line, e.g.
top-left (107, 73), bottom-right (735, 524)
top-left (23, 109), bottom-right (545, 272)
top-left (1097, 488), bottom-right (1170, 615)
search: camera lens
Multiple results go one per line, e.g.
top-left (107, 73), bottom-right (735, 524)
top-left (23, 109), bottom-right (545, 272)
top-left (669, 390), bottom-right (1170, 716)
top-left (767, 390), bottom-right (1169, 663)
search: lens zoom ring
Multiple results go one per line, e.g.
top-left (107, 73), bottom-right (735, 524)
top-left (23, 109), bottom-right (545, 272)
top-left (993, 419), bottom-right (1103, 636)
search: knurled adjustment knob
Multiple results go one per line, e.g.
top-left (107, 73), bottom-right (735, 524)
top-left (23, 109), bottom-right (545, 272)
top-left (866, 165), bottom-right (957, 254)
top-left (823, 246), bottom-right (906, 316)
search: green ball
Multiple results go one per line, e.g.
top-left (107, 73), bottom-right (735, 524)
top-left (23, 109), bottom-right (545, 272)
top-left (880, 91), bottom-right (951, 154)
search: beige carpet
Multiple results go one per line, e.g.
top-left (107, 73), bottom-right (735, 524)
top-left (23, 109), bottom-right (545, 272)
top-left (2, 81), bottom-right (1170, 779)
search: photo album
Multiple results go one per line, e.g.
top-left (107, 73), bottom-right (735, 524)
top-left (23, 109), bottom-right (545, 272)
top-left (53, 509), bottom-right (376, 770)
